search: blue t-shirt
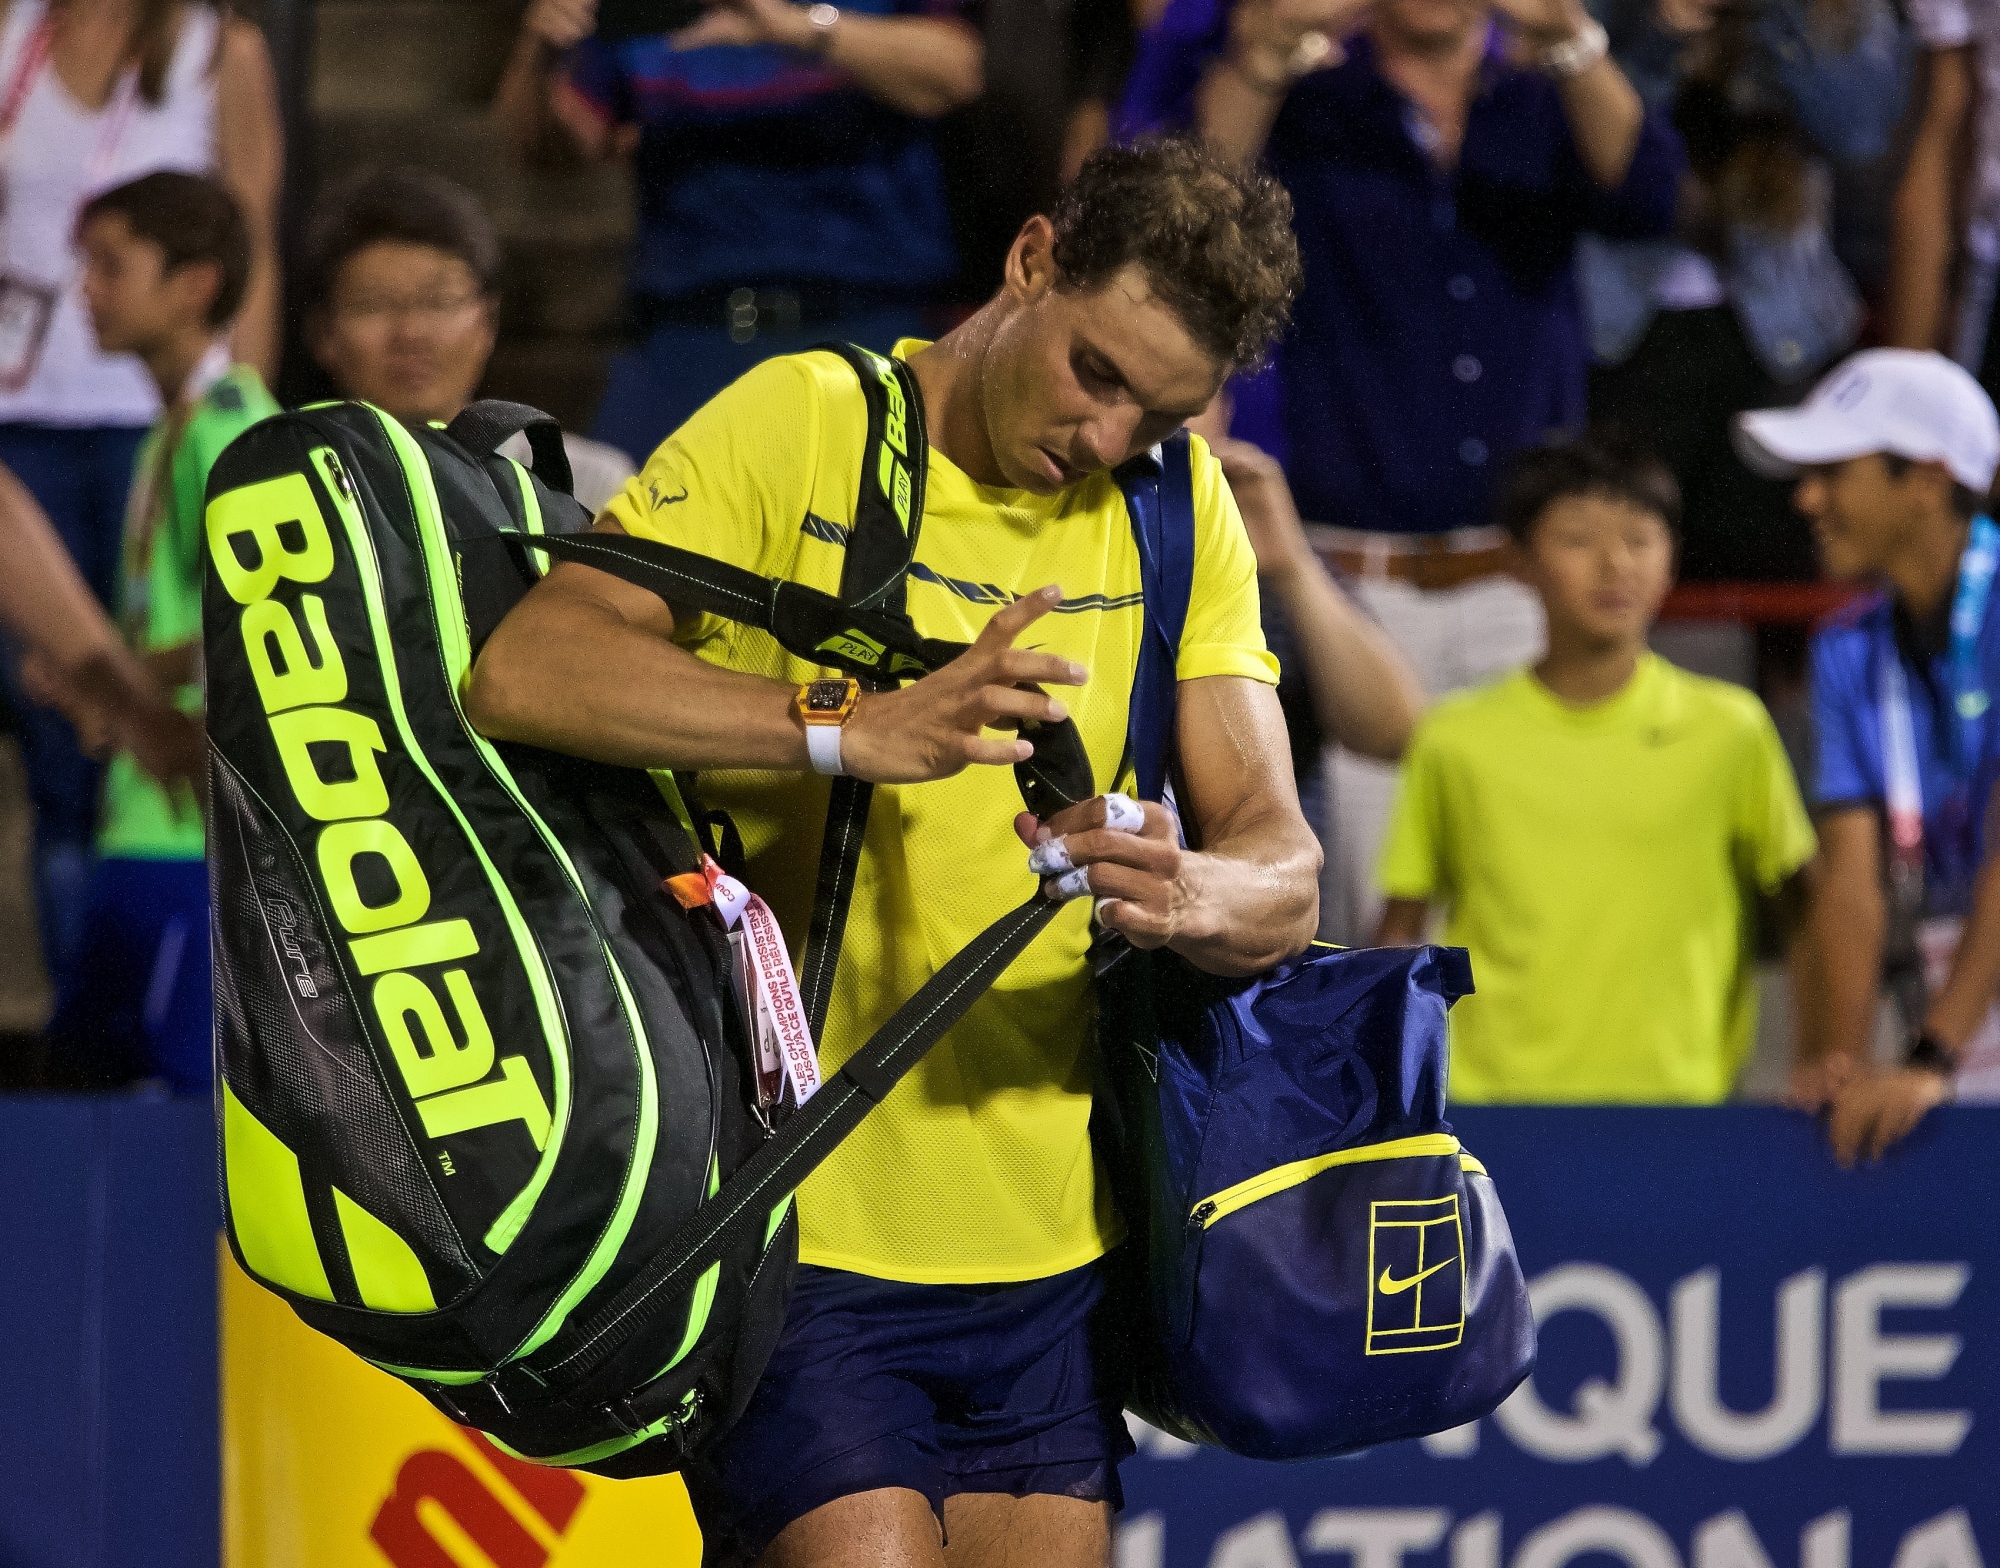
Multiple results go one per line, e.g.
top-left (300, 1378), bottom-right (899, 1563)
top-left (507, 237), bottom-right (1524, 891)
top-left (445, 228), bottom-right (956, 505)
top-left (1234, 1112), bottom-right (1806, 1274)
top-left (568, 10), bottom-right (960, 302)
top-left (1115, 12), bottom-right (1684, 534)
top-left (1810, 590), bottom-right (2000, 916)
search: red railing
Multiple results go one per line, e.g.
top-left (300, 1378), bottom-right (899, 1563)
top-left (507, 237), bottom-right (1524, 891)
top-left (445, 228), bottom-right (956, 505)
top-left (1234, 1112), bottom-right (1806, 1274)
top-left (1658, 581), bottom-right (1866, 625)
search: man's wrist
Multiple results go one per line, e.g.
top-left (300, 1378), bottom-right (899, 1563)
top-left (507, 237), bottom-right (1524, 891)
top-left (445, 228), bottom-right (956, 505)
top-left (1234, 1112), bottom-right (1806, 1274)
top-left (1223, 43), bottom-right (1295, 97)
top-left (802, 1), bottom-right (840, 53)
top-left (1541, 13), bottom-right (1609, 76)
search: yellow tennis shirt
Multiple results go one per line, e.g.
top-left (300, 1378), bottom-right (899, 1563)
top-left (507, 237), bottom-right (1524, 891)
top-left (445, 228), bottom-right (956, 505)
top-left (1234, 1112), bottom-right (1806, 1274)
top-left (1376, 654), bottom-right (1815, 1104)
top-left (604, 342), bottom-right (1276, 1282)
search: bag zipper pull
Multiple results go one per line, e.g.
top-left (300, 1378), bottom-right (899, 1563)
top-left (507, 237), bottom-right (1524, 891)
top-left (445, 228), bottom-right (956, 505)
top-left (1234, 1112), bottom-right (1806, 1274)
top-left (1174, 1202), bottom-right (1215, 1344)
top-left (323, 450), bottom-right (356, 501)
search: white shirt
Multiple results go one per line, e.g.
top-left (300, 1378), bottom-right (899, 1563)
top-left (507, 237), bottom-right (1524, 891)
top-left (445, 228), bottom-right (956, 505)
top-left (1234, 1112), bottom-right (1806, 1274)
top-left (0, 0), bottom-right (219, 427)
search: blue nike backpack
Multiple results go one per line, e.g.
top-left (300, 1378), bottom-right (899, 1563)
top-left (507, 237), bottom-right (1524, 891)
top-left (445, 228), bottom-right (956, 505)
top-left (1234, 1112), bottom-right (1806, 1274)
top-left (1097, 437), bottom-right (1536, 1460)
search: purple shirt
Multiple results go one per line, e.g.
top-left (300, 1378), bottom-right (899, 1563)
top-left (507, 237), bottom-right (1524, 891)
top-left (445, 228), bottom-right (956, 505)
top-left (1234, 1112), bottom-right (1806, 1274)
top-left (1117, 10), bottom-right (1684, 534)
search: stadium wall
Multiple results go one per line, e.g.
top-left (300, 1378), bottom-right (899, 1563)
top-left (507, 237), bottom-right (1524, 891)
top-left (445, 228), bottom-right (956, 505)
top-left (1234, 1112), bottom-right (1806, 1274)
top-left (0, 1102), bottom-right (1991, 1568)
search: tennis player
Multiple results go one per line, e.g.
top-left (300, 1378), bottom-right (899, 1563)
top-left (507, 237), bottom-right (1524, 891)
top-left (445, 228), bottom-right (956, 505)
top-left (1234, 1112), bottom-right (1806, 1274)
top-left (468, 139), bottom-right (1321, 1568)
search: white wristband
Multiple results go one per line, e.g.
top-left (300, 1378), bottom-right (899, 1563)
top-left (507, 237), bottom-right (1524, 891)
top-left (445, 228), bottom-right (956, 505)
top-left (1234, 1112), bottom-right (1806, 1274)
top-left (805, 723), bottom-right (845, 776)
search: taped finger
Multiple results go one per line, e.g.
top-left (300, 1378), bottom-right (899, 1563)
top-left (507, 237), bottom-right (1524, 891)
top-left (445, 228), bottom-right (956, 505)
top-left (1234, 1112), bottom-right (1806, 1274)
top-left (1027, 837), bottom-right (1074, 874)
top-left (1052, 867), bottom-right (1092, 901)
top-left (1103, 793), bottom-right (1144, 834)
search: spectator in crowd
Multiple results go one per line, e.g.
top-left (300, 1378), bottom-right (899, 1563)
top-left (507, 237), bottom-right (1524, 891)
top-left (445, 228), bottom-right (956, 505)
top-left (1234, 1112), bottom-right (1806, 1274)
top-left (1584, 0), bottom-right (1908, 583)
top-left (37, 171), bottom-right (275, 1091)
top-left (302, 168), bottom-right (636, 514)
top-left (1374, 435), bottom-right (1815, 1103)
top-left (1118, 0), bottom-right (1685, 941)
top-left (1885, 4), bottom-right (2000, 399)
top-left (1738, 350), bottom-right (2000, 1162)
top-left (0, 460), bottom-right (188, 782)
top-left (933, 0), bottom-right (1138, 303)
top-left (0, 0), bottom-right (280, 1001)
top-left (493, 0), bottom-right (983, 467)
top-left (1204, 432), bottom-right (1426, 786)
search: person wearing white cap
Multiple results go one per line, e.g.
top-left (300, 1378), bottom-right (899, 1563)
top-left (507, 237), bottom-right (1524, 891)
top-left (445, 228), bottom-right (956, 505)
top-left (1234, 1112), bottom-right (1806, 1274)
top-left (1736, 347), bottom-right (2000, 1165)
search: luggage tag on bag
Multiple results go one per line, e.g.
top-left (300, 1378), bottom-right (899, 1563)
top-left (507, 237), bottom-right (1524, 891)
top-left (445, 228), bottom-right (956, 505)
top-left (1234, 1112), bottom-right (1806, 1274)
top-left (0, 273), bottom-right (55, 392)
top-left (668, 854), bottom-right (821, 1108)
top-left (0, 31), bottom-right (136, 395)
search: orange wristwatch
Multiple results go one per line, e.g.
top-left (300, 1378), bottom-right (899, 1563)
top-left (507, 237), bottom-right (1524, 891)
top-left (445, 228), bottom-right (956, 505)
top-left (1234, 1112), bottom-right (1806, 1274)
top-left (795, 677), bottom-right (860, 775)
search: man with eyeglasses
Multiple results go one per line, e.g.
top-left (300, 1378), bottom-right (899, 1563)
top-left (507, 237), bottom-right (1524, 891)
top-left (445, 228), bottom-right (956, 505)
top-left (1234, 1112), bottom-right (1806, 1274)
top-left (301, 166), bottom-right (637, 513)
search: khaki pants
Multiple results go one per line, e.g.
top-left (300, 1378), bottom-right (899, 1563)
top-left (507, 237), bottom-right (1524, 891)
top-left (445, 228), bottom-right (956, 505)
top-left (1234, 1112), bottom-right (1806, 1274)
top-left (1318, 571), bottom-right (1546, 944)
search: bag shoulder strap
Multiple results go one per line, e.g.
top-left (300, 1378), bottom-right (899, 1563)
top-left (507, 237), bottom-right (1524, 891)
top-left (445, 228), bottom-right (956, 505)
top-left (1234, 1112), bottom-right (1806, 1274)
top-left (1117, 431), bottom-right (1198, 803)
top-left (492, 890), bottom-right (1063, 1412)
top-left (445, 400), bottom-right (575, 498)
top-left (812, 342), bottom-right (927, 613)
top-left (792, 342), bottom-right (931, 1037)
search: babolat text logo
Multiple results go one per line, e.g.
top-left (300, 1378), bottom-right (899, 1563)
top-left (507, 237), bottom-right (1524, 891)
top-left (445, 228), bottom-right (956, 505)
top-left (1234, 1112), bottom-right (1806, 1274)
top-left (1364, 1194), bottom-right (1467, 1355)
top-left (869, 353), bottom-right (914, 533)
top-left (207, 454), bottom-right (553, 1156)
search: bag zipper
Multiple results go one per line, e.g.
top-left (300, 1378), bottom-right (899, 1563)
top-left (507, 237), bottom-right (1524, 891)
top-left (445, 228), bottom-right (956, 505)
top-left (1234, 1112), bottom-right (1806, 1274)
top-left (1189, 1133), bottom-right (1464, 1229)
top-left (1171, 1133), bottom-right (1469, 1343)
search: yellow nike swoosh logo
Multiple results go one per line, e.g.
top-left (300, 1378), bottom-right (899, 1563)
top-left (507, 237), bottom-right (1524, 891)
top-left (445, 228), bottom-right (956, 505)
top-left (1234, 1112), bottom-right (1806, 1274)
top-left (1377, 1258), bottom-right (1455, 1296)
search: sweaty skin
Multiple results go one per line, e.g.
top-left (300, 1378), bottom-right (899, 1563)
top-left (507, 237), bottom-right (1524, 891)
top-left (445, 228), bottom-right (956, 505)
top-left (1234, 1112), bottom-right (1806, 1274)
top-left (467, 214), bottom-right (1319, 1568)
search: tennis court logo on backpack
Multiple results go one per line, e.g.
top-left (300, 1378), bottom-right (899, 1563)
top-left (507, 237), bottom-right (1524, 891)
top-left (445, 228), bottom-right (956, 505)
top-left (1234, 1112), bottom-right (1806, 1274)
top-left (1365, 1195), bottom-right (1467, 1355)
top-left (208, 455), bottom-right (553, 1157)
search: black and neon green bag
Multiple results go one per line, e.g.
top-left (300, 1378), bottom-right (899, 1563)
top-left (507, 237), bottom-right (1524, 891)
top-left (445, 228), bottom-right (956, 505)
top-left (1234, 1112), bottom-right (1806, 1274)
top-left (203, 353), bottom-right (1094, 1474)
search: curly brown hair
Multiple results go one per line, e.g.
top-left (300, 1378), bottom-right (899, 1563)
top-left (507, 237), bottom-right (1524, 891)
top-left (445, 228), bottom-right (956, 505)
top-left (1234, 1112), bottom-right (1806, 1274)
top-left (1049, 139), bottom-right (1302, 373)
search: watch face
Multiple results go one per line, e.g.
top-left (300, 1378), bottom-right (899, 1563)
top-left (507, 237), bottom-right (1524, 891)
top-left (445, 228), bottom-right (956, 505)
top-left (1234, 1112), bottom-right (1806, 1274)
top-left (805, 681), bottom-right (850, 713)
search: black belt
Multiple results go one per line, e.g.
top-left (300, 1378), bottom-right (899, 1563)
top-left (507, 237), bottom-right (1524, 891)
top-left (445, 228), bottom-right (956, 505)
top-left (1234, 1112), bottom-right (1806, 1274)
top-left (631, 283), bottom-right (913, 342)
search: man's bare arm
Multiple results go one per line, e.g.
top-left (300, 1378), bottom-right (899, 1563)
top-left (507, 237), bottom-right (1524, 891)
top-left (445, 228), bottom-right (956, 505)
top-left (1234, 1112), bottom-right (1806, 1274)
top-left (1821, 828), bottom-right (1990, 1164)
top-left (1885, 46), bottom-right (1975, 351)
top-left (1803, 807), bottom-right (1885, 1073)
top-left (1020, 675), bottom-right (1321, 976)
top-left (1919, 832), bottom-right (2000, 1050)
top-left (1374, 897), bottom-right (1427, 946)
top-left (464, 523), bottom-right (1085, 781)
top-left (1194, 0), bottom-right (1373, 165)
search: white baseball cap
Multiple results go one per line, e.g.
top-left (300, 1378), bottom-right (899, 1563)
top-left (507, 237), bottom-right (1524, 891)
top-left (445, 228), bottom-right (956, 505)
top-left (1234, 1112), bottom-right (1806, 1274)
top-left (1734, 348), bottom-right (2000, 494)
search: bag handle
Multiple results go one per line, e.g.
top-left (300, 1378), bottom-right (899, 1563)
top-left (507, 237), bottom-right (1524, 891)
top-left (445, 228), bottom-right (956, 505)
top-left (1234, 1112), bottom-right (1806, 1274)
top-left (1116, 433), bottom-right (1198, 803)
top-left (447, 400), bottom-right (575, 498)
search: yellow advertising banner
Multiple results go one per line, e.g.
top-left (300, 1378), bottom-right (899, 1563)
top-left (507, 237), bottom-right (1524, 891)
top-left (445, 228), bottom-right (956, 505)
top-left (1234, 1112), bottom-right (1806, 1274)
top-left (222, 1245), bottom-right (705, 1568)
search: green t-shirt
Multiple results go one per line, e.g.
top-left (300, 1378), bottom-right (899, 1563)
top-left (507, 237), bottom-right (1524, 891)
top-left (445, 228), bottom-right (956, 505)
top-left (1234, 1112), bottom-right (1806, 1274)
top-left (98, 363), bottom-right (279, 860)
top-left (1376, 653), bottom-right (1816, 1105)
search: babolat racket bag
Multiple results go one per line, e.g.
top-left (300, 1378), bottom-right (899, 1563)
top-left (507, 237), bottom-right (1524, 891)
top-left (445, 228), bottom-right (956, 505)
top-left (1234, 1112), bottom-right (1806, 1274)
top-left (203, 349), bottom-right (1092, 1475)
top-left (1096, 440), bottom-right (1536, 1460)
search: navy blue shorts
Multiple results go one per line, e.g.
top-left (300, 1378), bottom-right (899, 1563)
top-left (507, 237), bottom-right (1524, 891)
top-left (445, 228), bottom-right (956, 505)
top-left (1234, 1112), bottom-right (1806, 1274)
top-left (681, 1258), bottom-right (1135, 1567)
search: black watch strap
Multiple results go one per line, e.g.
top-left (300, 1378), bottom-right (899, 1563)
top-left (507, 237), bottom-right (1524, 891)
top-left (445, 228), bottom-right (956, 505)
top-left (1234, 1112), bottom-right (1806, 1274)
top-left (1906, 1030), bottom-right (1958, 1076)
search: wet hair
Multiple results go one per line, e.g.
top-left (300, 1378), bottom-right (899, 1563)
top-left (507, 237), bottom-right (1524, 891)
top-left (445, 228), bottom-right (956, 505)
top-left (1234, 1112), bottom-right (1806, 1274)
top-left (1497, 433), bottom-right (1682, 544)
top-left (300, 167), bottom-right (501, 314)
top-left (1049, 138), bottom-right (1302, 372)
top-left (78, 170), bottom-right (250, 328)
